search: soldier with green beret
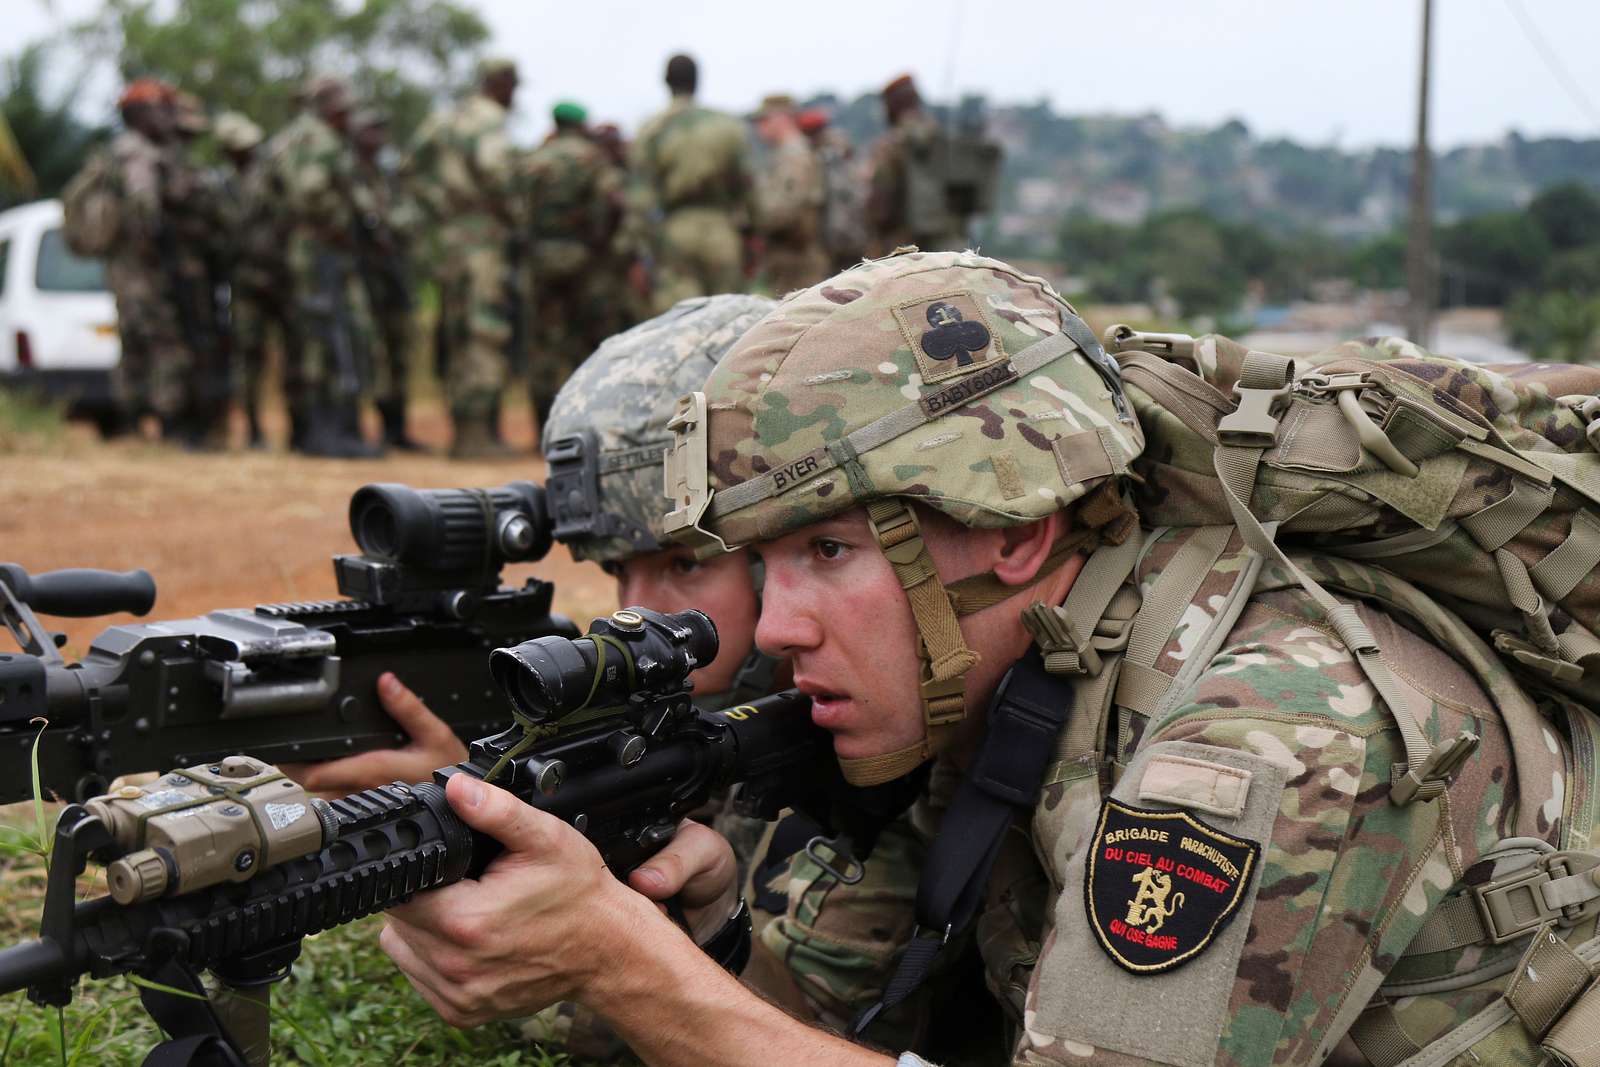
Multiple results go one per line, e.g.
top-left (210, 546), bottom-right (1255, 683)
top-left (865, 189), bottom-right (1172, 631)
top-left (521, 98), bottom-right (625, 436)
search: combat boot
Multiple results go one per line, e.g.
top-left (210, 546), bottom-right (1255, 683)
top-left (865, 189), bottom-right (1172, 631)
top-left (298, 404), bottom-right (383, 459)
top-left (450, 412), bottom-right (516, 460)
top-left (378, 399), bottom-right (423, 452)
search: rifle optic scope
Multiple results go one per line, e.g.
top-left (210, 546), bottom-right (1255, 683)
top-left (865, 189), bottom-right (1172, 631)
top-left (349, 481), bottom-right (553, 572)
top-left (490, 608), bottom-right (717, 724)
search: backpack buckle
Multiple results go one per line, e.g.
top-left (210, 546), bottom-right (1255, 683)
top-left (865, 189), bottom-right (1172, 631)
top-left (1474, 851), bottom-right (1600, 944)
top-left (1218, 380), bottom-right (1293, 448)
top-left (1389, 731), bottom-right (1479, 805)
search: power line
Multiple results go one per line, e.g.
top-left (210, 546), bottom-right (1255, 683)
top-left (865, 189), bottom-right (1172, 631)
top-left (1503, 0), bottom-right (1600, 130)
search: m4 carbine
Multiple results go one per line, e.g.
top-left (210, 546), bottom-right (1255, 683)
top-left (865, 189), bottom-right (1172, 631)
top-left (0, 480), bottom-right (576, 804)
top-left (0, 609), bottom-right (830, 1067)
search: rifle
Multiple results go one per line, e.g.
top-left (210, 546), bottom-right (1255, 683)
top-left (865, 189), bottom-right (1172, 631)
top-left (0, 610), bottom-right (835, 1066)
top-left (0, 480), bottom-right (576, 805)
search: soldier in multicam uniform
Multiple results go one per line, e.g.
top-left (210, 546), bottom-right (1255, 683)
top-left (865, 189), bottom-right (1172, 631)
top-left (626, 53), bottom-right (753, 314)
top-left (350, 108), bottom-right (422, 452)
top-left (521, 100), bottom-right (622, 433)
top-left (100, 80), bottom-right (195, 440)
top-left (214, 111), bottom-right (285, 449)
top-left (752, 95), bottom-right (827, 297)
top-left (867, 74), bottom-right (964, 255)
top-left (266, 75), bottom-right (380, 457)
top-left (377, 249), bottom-right (1543, 1067)
top-left (403, 57), bottom-right (523, 459)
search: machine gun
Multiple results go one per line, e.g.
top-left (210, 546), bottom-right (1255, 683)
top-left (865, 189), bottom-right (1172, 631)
top-left (0, 609), bottom-right (833, 1066)
top-left (0, 480), bottom-right (576, 805)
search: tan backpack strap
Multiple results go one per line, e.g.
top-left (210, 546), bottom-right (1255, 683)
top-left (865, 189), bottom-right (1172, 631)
top-left (1212, 351), bottom-right (1477, 805)
top-left (1113, 525), bottom-right (1233, 717)
top-left (1532, 510), bottom-right (1600, 603)
top-left (1347, 1001), bottom-right (1422, 1067)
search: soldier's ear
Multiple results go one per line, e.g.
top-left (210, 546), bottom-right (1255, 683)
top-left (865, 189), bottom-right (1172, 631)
top-left (992, 514), bottom-right (1061, 587)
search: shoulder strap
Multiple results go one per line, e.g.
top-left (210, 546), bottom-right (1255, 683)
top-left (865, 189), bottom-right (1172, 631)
top-left (851, 648), bottom-right (1074, 1037)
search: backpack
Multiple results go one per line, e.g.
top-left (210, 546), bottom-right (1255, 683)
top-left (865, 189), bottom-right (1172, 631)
top-left (1097, 325), bottom-right (1600, 1067)
top-left (60, 149), bottom-right (122, 258)
top-left (902, 122), bottom-right (1001, 238)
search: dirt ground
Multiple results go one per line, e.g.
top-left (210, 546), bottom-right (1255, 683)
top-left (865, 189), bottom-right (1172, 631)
top-left (1, 396), bottom-right (618, 658)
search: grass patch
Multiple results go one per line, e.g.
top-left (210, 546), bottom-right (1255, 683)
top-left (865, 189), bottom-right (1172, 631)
top-left (0, 809), bottom-right (621, 1066)
top-left (0, 388), bottom-right (67, 454)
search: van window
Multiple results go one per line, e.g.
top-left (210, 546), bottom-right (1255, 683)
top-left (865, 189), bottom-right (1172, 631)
top-left (0, 239), bottom-right (9, 296)
top-left (35, 228), bottom-right (106, 292)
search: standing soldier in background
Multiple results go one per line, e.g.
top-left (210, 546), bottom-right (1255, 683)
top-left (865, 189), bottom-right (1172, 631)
top-left (799, 107), bottom-right (868, 272)
top-left (350, 108), bottom-right (422, 452)
top-left (867, 73), bottom-right (1000, 255)
top-left (216, 111), bottom-right (291, 450)
top-left (403, 57), bottom-right (523, 459)
top-left (591, 121), bottom-right (650, 332)
top-left (267, 76), bottom-right (379, 458)
top-left (522, 101), bottom-right (621, 435)
top-left (164, 91), bottom-right (232, 449)
top-left (751, 94), bottom-right (826, 296)
top-left (626, 53), bottom-right (752, 314)
top-left (68, 80), bottom-right (195, 441)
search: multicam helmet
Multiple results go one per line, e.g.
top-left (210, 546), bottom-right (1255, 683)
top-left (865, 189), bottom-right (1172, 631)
top-left (663, 249), bottom-right (1142, 783)
top-left (542, 294), bottom-right (777, 565)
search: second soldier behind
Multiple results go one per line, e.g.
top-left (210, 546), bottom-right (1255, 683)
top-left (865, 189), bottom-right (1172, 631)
top-left (521, 101), bottom-right (622, 435)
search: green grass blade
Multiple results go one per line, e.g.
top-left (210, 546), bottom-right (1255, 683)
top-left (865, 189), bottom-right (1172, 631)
top-left (54, 1006), bottom-right (64, 1067)
top-left (29, 718), bottom-right (49, 870)
top-left (0, 992), bottom-right (23, 1067)
top-left (123, 975), bottom-right (209, 1002)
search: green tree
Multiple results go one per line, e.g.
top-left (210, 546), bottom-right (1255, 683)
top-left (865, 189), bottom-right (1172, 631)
top-left (1528, 182), bottom-right (1600, 253)
top-left (0, 43), bottom-right (109, 208)
top-left (72, 0), bottom-right (489, 143)
top-left (1507, 289), bottom-right (1600, 364)
top-left (1437, 211), bottom-right (1551, 306)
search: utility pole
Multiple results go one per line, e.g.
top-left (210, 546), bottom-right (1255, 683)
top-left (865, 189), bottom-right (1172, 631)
top-left (1406, 0), bottom-right (1435, 346)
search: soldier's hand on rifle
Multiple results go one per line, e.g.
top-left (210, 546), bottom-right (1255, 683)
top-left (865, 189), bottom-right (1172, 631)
top-left (380, 773), bottom-right (696, 1025)
top-left (281, 673), bottom-right (468, 796)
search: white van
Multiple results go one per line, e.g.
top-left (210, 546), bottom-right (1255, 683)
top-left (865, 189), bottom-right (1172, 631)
top-left (0, 198), bottom-right (121, 429)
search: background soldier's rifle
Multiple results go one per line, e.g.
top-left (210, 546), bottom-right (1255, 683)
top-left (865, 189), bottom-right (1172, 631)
top-left (0, 481), bottom-right (575, 805)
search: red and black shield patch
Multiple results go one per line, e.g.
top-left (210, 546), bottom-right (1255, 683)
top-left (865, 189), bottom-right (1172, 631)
top-left (1085, 800), bottom-right (1260, 975)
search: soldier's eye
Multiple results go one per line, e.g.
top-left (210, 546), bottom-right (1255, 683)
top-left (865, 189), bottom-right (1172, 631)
top-left (670, 556), bottom-right (700, 576)
top-left (813, 538), bottom-right (846, 561)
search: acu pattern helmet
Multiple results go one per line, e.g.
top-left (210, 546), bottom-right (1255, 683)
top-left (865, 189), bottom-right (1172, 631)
top-left (664, 249), bottom-right (1143, 783)
top-left (543, 293), bottom-right (777, 565)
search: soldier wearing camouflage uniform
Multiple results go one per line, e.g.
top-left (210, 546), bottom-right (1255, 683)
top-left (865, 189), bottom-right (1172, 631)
top-left (379, 249), bottom-right (1551, 1067)
top-left (521, 101), bottom-right (623, 433)
top-left (403, 57), bottom-right (523, 458)
top-left (216, 111), bottom-right (292, 449)
top-left (164, 91), bottom-right (233, 449)
top-left (266, 76), bottom-right (379, 457)
top-left (351, 108), bottom-right (422, 451)
top-left (626, 54), bottom-right (753, 314)
top-left (99, 80), bottom-right (194, 438)
top-left (867, 75), bottom-right (965, 256)
top-left (752, 95), bottom-right (827, 297)
top-left (800, 107), bottom-right (869, 272)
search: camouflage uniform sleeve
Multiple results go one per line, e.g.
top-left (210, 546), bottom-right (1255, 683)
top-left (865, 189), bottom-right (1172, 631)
top-left (1015, 587), bottom-right (1517, 1067)
top-left (620, 121), bottom-right (663, 260)
top-left (113, 137), bottom-right (164, 234)
top-left (472, 118), bottom-right (523, 228)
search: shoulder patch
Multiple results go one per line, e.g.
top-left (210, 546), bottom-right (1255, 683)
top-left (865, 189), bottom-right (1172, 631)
top-left (1085, 799), bottom-right (1259, 975)
top-left (892, 290), bottom-right (1005, 384)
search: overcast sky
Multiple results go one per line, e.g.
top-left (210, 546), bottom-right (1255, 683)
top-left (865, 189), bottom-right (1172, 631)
top-left (17, 0), bottom-right (1600, 148)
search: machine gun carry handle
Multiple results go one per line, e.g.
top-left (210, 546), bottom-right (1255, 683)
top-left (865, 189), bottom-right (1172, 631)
top-left (0, 562), bottom-right (156, 664)
top-left (0, 563), bottom-right (157, 619)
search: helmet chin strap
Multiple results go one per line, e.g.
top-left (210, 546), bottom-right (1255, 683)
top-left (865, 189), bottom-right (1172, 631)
top-left (840, 500), bottom-right (1092, 787)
